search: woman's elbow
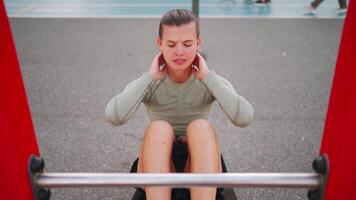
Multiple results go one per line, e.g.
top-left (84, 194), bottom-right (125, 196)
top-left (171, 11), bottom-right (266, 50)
top-left (234, 108), bottom-right (254, 127)
top-left (105, 105), bottom-right (124, 126)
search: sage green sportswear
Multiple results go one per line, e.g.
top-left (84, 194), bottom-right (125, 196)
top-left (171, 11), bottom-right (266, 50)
top-left (105, 71), bottom-right (254, 136)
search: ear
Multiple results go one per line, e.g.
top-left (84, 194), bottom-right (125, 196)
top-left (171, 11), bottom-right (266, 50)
top-left (196, 37), bottom-right (201, 51)
top-left (157, 37), bottom-right (163, 52)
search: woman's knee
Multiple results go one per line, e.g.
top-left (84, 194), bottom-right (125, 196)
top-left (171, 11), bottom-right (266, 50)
top-left (187, 119), bottom-right (216, 140)
top-left (144, 120), bottom-right (174, 143)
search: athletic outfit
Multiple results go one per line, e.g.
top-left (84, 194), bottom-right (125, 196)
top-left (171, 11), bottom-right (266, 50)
top-left (105, 71), bottom-right (254, 133)
top-left (105, 71), bottom-right (254, 200)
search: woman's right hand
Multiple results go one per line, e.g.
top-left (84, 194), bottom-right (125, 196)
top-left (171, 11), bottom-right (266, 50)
top-left (149, 52), bottom-right (167, 80)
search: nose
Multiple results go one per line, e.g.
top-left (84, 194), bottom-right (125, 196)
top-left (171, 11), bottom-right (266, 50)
top-left (175, 44), bottom-right (184, 56)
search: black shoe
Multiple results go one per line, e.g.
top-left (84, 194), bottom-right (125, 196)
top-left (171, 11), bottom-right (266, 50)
top-left (255, 0), bottom-right (271, 6)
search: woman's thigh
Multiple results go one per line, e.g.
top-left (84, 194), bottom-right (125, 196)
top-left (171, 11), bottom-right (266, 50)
top-left (184, 119), bottom-right (222, 173)
top-left (137, 120), bottom-right (175, 173)
top-left (183, 152), bottom-right (222, 173)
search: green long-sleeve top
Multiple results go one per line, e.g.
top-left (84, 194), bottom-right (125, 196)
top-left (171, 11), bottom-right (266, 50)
top-left (105, 71), bottom-right (254, 136)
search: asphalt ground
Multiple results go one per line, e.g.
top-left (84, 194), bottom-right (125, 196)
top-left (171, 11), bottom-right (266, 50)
top-left (10, 18), bottom-right (343, 199)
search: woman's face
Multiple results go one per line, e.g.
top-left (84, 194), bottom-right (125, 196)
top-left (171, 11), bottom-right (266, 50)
top-left (157, 22), bottom-right (200, 71)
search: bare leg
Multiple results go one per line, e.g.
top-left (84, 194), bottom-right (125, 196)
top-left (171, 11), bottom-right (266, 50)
top-left (186, 119), bottom-right (221, 200)
top-left (311, 0), bottom-right (324, 9)
top-left (137, 120), bottom-right (174, 200)
top-left (338, 0), bottom-right (347, 9)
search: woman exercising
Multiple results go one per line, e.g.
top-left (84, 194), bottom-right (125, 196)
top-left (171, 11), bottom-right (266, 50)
top-left (105, 9), bottom-right (254, 200)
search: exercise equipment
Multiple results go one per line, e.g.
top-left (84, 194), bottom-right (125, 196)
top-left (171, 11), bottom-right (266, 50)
top-left (0, 1), bottom-right (40, 200)
top-left (318, 0), bottom-right (356, 199)
top-left (1, 0), bottom-right (355, 199)
top-left (28, 155), bottom-right (327, 200)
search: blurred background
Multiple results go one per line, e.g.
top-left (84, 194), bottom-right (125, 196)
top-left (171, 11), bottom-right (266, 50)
top-left (6, 0), bottom-right (347, 18)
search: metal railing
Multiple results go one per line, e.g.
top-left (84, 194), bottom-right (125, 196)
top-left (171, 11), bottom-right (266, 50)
top-left (36, 172), bottom-right (321, 188)
top-left (28, 155), bottom-right (328, 200)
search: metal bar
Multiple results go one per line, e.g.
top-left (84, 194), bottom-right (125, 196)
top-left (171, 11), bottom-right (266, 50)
top-left (36, 173), bottom-right (320, 188)
top-left (192, 0), bottom-right (199, 17)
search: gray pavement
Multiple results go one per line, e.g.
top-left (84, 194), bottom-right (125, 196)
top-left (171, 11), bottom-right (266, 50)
top-left (10, 18), bottom-right (343, 199)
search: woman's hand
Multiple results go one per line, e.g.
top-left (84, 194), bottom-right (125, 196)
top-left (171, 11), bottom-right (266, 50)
top-left (149, 52), bottom-right (167, 80)
top-left (192, 53), bottom-right (210, 80)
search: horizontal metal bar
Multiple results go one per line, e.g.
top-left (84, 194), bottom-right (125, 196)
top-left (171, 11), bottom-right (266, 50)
top-left (36, 173), bottom-right (320, 188)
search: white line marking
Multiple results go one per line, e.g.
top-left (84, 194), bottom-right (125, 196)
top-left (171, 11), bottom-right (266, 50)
top-left (8, 14), bottom-right (345, 19)
top-left (6, 3), bottom-right (340, 8)
top-left (14, 5), bottom-right (35, 15)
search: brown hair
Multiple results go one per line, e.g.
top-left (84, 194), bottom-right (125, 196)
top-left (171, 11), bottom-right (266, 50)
top-left (159, 9), bottom-right (199, 39)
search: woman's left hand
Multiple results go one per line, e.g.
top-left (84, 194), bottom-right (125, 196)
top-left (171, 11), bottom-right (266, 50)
top-left (193, 53), bottom-right (210, 80)
top-left (192, 52), bottom-right (210, 80)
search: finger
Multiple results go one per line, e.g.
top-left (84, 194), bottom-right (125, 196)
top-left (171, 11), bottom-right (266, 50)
top-left (196, 52), bottom-right (208, 68)
top-left (196, 52), bottom-right (203, 59)
top-left (192, 64), bottom-right (199, 72)
top-left (154, 52), bottom-right (163, 64)
top-left (159, 63), bottom-right (165, 71)
top-left (155, 51), bottom-right (163, 58)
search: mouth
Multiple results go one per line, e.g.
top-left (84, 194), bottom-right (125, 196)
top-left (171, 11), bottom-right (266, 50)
top-left (173, 59), bottom-right (186, 65)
